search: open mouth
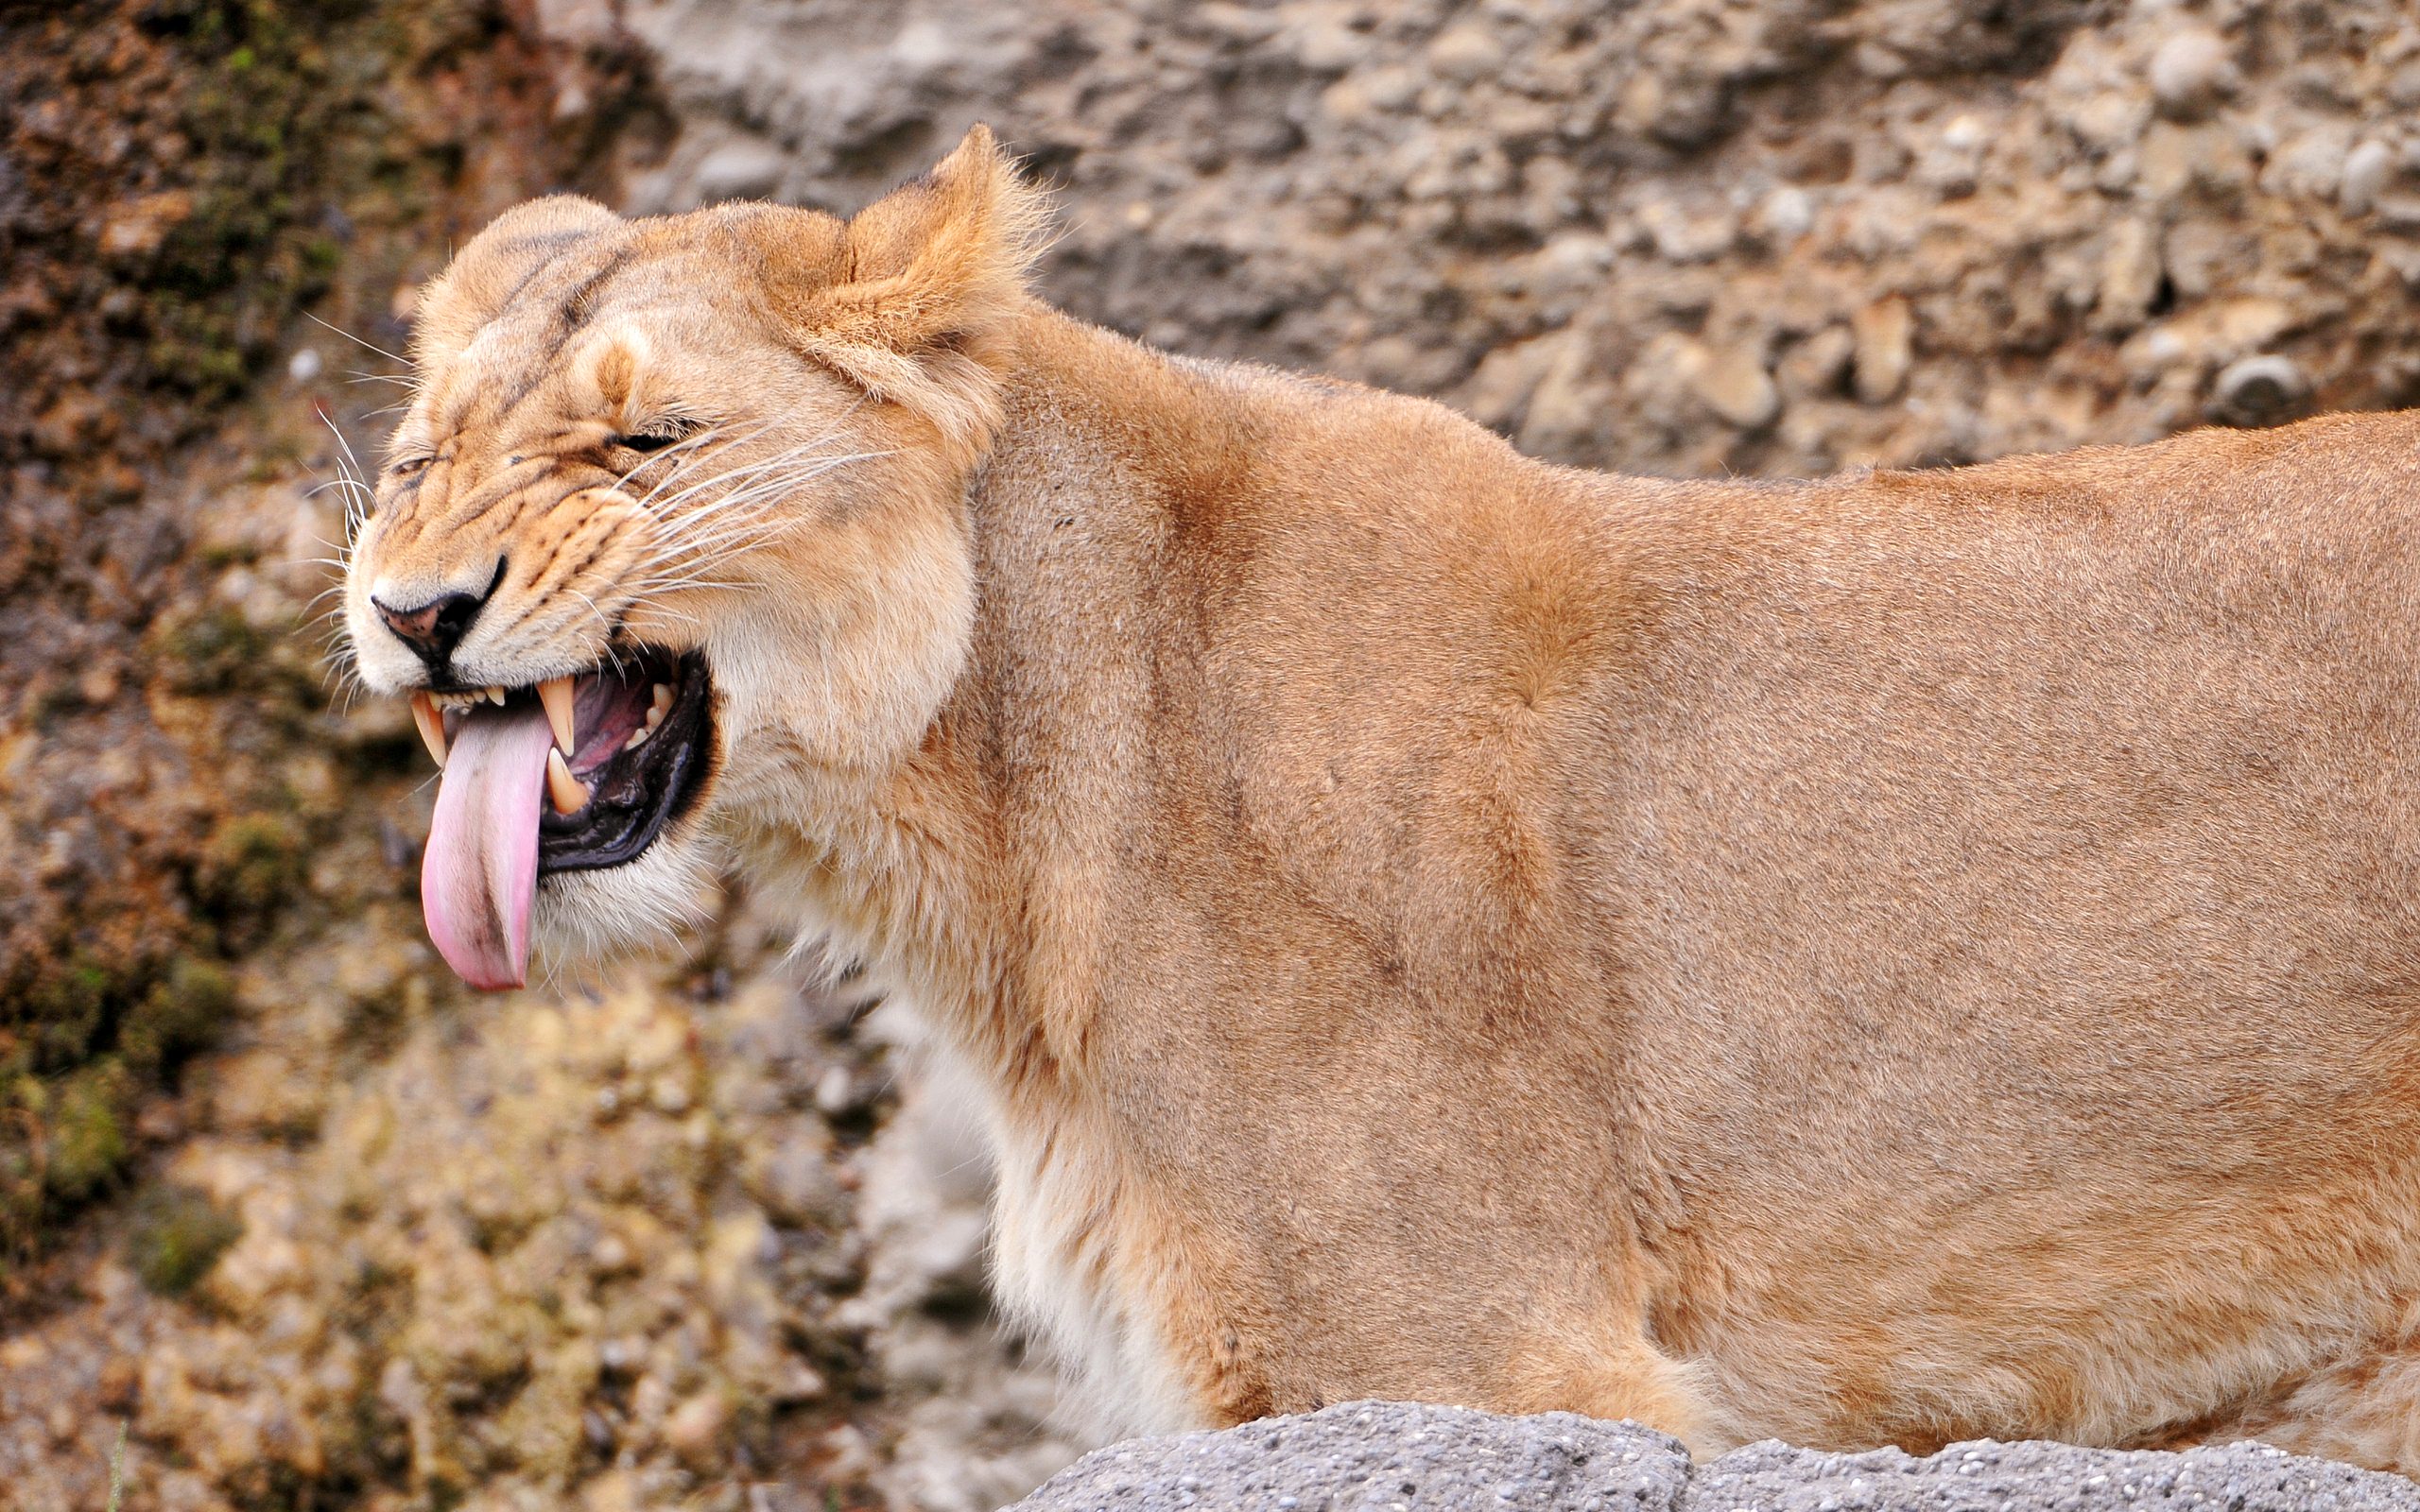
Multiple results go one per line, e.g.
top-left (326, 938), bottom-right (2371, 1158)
top-left (407, 648), bottom-right (714, 990)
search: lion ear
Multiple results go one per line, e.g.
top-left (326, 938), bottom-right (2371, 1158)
top-left (414, 196), bottom-right (621, 369)
top-left (775, 126), bottom-right (1045, 447)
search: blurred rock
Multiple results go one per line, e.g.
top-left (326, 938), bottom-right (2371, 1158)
top-left (2148, 28), bottom-right (2237, 118)
top-left (2210, 353), bottom-right (2310, 428)
top-left (1852, 297), bottom-right (1914, 407)
top-left (2341, 139), bottom-right (2396, 217)
top-left (1682, 340), bottom-right (1781, 432)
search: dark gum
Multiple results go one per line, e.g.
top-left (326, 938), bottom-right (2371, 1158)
top-left (534, 651), bottom-right (712, 874)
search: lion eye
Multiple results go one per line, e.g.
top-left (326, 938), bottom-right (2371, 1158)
top-left (389, 455), bottom-right (432, 477)
top-left (614, 424), bottom-right (690, 455)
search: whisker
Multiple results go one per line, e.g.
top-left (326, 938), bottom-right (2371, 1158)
top-left (620, 421), bottom-right (783, 507)
top-left (635, 423), bottom-right (863, 511)
top-left (625, 573), bottom-right (764, 593)
top-left (648, 451), bottom-right (890, 537)
top-left (635, 455), bottom-right (891, 569)
top-left (320, 410), bottom-right (372, 488)
top-left (306, 311), bottom-right (409, 369)
top-left (617, 421), bottom-right (758, 493)
top-left (632, 438), bottom-right (830, 519)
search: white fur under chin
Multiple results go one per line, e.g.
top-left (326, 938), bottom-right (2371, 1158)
top-left (986, 1111), bottom-right (1201, 1443)
top-left (781, 899), bottom-right (1200, 1446)
top-left (529, 825), bottom-right (726, 983)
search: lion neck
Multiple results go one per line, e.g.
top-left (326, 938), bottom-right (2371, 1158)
top-left (728, 302), bottom-right (1238, 1106)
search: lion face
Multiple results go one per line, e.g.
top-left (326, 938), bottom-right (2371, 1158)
top-left (342, 128), bottom-right (1037, 988)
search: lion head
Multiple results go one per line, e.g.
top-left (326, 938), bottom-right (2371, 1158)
top-left (341, 127), bottom-right (1042, 988)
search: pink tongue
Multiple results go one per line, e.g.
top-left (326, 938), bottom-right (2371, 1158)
top-left (421, 701), bottom-right (555, 989)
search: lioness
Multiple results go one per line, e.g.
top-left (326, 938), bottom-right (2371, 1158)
top-left (341, 126), bottom-right (2420, 1469)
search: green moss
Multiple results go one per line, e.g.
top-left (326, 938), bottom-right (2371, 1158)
top-left (0, 943), bottom-right (232, 1258)
top-left (157, 605), bottom-right (270, 695)
top-left (202, 812), bottom-right (308, 920)
top-left (128, 1185), bottom-right (244, 1297)
top-left (26, 960), bottom-right (108, 1067)
top-left (44, 1058), bottom-right (134, 1204)
top-left (137, 2), bottom-right (345, 400)
top-left (197, 541), bottom-right (259, 569)
top-left (114, 0), bottom-right (475, 404)
top-left (241, 433), bottom-right (309, 483)
top-left (0, 1072), bottom-right (46, 1262)
top-left (123, 957), bottom-right (235, 1077)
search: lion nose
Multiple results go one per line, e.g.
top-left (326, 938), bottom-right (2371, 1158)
top-left (372, 564), bottom-right (501, 671)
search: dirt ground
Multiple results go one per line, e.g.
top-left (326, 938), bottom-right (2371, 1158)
top-left (4, 1), bottom-right (2418, 1508)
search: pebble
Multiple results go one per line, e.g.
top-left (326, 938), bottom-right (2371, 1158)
top-left (2342, 139), bottom-right (2394, 216)
top-left (665, 1390), bottom-right (731, 1470)
top-left (1755, 185), bottom-right (1815, 244)
top-left (1426, 24), bottom-right (1505, 84)
top-left (746, 1130), bottom-right (850, 1228)
top-left (1686, 343), bottom-right (1782, 431)
top-left (813, 1065), bottom-right (857, 1116)
top-left (2148, 28), bottom-right (2234, 115)
top-left (2209, 354), bottom-right (2308, 428)
top-left (1852, 296), bottom-right (1914, 405)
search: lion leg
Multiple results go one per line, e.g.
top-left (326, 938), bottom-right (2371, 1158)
top-left (2183, 1344), bottom-right (2420, 1473)
top-left (1499, 1334), bottom-right (1720, 1453)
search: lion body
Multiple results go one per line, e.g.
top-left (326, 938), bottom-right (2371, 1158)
top-left (806, 314), bottom-right (2420, 1460)
top-left (349, 130), bottom-right (2420, 1469)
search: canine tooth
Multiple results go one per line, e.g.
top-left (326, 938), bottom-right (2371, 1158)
top-left (546, 747), bottom-right (589, 815)
top-left (537, 676), bottom-right (578, 755)
top-left (650, 682), bottom-right (672, 716)
top-left (625, 725), bottom-right (651, 751)
top-left (644, 704), bottom-right (664, 730)
top-left (410, 691), bottom-right (448, 768)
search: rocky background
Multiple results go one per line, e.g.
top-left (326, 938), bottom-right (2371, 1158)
top-left (2, 0), bottom-right (2417, 1508)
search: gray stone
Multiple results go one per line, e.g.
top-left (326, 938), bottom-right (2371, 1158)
top-left (1687, 1435), bottom-right (2420, 1512)
top-left (1005, 1402), bottom-right (2420, 1512)
top-left (1007, 1401), bottom-right (1692, 1511)
top-left (688, 134), bottom-right (791, 203)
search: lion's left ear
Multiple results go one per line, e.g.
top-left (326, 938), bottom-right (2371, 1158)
top-left (778, 125), bottom-right (1046, 448)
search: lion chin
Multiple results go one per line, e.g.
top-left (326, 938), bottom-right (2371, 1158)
top-left (343, 121), bottom-right (2420, 1470)
top-left (527, 823), bottom-right (724, 983)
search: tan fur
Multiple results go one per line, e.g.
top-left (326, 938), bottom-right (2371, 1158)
top-left (344, 128), bottom-right (2420, 1470)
